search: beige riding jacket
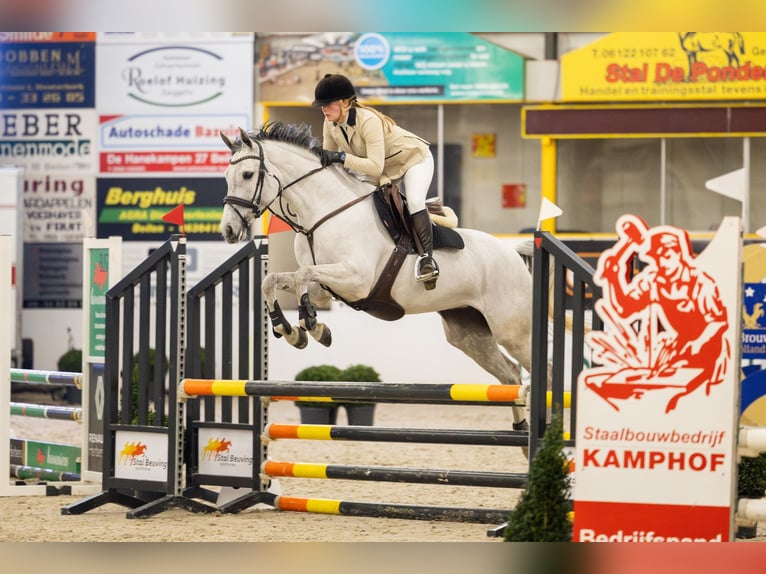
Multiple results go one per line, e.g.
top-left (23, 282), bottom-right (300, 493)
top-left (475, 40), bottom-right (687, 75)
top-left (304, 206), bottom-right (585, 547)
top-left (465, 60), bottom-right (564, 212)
top-left (322, 107), bottom-right (430, 186)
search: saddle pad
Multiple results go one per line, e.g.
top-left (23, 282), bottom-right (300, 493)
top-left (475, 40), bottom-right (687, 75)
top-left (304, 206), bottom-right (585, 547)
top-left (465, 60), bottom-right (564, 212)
top-left (373, 187), bottom-right (465, 252)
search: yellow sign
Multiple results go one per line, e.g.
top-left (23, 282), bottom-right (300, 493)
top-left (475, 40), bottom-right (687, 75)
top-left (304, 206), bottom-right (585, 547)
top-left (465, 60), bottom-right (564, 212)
top-left (471, 133), bottom-right (496, 158)
top-left (562, 32), bottom-right (766, 102)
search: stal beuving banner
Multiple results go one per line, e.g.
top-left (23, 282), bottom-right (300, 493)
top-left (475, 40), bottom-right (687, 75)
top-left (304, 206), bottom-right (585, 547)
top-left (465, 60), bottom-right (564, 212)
top-left (258, 32), bottom-right (524, 103)
top-left (562, 32), bottom-right (766, 102)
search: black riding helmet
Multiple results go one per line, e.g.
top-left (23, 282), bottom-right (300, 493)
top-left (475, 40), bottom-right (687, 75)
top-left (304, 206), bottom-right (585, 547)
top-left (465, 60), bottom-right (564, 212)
top-left (312, 73), bottom-right (356, 107)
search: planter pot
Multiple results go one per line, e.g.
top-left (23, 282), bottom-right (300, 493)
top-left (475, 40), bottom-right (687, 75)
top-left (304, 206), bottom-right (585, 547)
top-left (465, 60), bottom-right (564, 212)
top-left (343, 404), bottom-right (375, 426)
top-left (298, 404), bottom-right (339, 425)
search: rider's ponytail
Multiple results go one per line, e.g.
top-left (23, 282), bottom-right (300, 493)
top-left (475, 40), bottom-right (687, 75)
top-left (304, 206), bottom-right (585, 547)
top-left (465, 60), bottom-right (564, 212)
top-left (350, 97), bottom-right (396, 133)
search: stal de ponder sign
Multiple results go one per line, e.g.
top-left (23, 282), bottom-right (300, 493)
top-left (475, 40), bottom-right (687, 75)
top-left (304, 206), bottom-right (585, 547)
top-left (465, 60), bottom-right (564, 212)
top-left (573, 215), bottom-right (741, 542)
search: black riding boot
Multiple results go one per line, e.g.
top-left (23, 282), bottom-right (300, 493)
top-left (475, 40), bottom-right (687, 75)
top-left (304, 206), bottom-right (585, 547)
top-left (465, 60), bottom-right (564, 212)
top-left (411, 208), bottom-right (439, 288)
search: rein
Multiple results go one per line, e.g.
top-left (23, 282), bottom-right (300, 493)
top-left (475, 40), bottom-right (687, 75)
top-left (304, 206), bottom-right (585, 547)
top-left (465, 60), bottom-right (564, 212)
top-left (224, 142), bottom-right (374, 264)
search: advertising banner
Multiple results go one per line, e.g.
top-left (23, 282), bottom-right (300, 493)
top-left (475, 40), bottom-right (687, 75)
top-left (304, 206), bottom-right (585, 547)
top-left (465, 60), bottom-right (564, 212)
top-left (114, 430), bottom-right (168, 482)
top-left (22, 242), bottom-right (82, 309)
top-left (95, 33), bottom-right (253, 175)
top-left (97, 176), bottom-right (225, 241)
top-left (258, 32), bottom-right (524, 103)
top-left (22, 173), bottom-right (95, 242)
top-left (197, 427), bottom-right (254, 479)
top-left (0, 32), bottom-right (96, 109)
top-left (0, 109), bottom-right (97, 172)
top-left (98, 114), bottom-right (243, 173)
top-left (96, 33), bottom-right (254, 114)
top-left (573, 215), bottom-right (741, 542)
top-left (562, 32), bottom-right (766, 102)
top-left (743, 282), bottom-right (766, 359)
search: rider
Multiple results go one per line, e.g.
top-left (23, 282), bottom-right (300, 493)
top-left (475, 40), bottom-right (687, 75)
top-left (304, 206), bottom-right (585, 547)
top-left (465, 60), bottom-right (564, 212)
top-left (311, 73), bottom-right (439, 287)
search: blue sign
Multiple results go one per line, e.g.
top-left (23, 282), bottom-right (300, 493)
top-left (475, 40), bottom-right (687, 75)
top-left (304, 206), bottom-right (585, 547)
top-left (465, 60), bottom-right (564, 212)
top-left (0, 36), bottom-right (96, 109)
top-left (743, 282), bottom-right (766, 359)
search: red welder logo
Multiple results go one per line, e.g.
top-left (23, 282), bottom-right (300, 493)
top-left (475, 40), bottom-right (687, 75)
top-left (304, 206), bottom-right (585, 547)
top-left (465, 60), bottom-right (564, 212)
top-left (584, 214), bottom-right (730, 413)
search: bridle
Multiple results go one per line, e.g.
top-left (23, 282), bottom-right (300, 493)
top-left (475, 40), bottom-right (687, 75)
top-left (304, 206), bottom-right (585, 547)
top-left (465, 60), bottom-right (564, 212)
top-left (223, 137), bottom-right (325, 233)
top-left (223, 138), bottom-right (374, 263)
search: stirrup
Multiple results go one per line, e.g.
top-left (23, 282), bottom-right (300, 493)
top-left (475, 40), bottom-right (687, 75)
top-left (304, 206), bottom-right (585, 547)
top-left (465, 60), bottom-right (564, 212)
top-left (415, 255), bottom-right (439, 283)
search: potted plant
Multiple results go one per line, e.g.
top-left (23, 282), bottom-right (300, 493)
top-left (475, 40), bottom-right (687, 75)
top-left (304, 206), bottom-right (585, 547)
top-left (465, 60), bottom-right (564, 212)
top-left (294, 365), bottom-right (343, 425)
top-left (293, 364), bottom-right (381, 426)
top-left (338, 364), bottom-right (379, 426)
top-left (56, 348), bottom-right (82, 404)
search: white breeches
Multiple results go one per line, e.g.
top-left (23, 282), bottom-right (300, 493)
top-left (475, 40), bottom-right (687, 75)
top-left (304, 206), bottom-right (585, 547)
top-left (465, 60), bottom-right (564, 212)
top-left (402, 150), bottom-right (434, 214)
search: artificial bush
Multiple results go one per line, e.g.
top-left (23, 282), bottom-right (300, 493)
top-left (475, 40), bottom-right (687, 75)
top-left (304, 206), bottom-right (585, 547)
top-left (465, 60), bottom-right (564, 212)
top-left (504, 413), bottom-right (572, 542)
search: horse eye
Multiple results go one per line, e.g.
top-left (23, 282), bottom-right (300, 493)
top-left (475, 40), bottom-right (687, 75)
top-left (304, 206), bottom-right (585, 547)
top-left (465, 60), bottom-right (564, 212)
top-left (243, 171), bottom-right (254, 180)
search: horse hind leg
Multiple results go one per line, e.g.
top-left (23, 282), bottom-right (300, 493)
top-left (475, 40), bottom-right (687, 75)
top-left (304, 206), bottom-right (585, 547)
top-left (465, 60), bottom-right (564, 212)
top-left (439, 308), bottom-right (529, 431)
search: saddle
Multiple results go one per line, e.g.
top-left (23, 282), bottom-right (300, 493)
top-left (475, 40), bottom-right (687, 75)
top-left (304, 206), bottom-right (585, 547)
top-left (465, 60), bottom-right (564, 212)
top-left (344, 184), bottom-right (465, 321)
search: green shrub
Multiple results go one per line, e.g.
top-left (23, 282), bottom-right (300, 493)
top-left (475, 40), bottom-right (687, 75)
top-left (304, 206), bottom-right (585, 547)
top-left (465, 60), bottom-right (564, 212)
top-left (339, 364), bottom-right (380, 407)
top-left (504, 413), bottom-right (572, 542)
top-left (295, 365), bottom-right (344, 381)
top-left (57, 349), bottom-right (82, 372)
top-left (739, 454), bottom-right (766, 498)
top-left (340, 364), bottom-right (381, 382)
top-left (128, 348), bottom-right (168, 425)
top-left (294, 365), bottom-right (343, 408)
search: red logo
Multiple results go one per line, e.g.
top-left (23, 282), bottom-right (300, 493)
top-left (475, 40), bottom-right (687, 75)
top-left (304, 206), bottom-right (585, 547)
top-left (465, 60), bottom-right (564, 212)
top-left (584, 215), bottom-right (730, 413)
top-left (202, 437), bottom-right (232, 460)
top-left (93, 262), bottom-right (108, 290)
top-left (118, 441), bottom-right (147, 463)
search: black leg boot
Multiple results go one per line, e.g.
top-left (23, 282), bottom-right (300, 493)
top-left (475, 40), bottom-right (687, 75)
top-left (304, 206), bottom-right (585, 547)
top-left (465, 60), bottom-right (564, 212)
top-left (410, 209), bottom-right (439, 289)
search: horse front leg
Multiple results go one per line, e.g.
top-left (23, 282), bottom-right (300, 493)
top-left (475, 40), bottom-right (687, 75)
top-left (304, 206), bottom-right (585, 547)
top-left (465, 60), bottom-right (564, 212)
top-left (297, 282), bottom-right (333, 347)
top-left (293, 263), bottom-right (368, 348)
top-left (262, 272), bottom-right (308, 349)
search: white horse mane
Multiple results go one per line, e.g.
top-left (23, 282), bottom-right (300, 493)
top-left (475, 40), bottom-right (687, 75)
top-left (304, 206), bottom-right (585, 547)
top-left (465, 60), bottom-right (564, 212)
top-left (234, 121), bottom-right (372, 188)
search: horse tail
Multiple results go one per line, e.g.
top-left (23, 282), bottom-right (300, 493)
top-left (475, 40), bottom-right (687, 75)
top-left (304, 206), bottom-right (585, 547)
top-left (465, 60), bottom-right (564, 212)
top-left (514, 239), bottom-right (535, 274)
top-left (513, 239), bottom-right (584, 334)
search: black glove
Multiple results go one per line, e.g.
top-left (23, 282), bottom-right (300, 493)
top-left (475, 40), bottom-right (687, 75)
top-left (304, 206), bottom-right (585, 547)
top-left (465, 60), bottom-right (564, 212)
top-left (317, 149), bottom-right (346, 168)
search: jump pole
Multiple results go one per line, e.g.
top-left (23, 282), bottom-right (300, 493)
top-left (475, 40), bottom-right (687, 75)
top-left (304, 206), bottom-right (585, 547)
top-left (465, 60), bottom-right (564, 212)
top-left (181, 377), bottom-right (526, 521)
top-left (265, 423), bottom-right (529, 446)
top-left (181, 379), bottom-right (525, 403)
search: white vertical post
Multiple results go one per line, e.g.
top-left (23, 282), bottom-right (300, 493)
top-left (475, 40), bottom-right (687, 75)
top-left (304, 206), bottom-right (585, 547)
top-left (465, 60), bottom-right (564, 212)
top-left (0, 236), bottom-right (13, 495)
top-left (743, 137), bottom-right (751, 233)
top-left (437, 103), bottom-right (444, 202)
top-left (660, 138), bottom-right (667, 224)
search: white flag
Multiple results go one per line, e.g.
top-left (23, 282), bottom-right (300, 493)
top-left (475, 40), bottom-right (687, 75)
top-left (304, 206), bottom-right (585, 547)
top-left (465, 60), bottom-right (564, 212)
top-left (537, 197), bottom-right (563, 230)
top-left (705, 168), bottom-right (746, 202)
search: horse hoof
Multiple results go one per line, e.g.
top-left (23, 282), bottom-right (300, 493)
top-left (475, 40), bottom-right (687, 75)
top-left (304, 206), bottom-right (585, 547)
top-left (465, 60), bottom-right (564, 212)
top-left (286, 327), bottom-right (308, 349)
top-left (315, 324), bottom-right (332, 347)
top-left (512, 419), bottom-right (529, 432)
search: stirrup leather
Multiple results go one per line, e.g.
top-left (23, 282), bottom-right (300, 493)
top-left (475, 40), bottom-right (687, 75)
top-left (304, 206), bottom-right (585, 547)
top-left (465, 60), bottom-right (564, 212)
top-left (415, 254), bottom-right (439, 282)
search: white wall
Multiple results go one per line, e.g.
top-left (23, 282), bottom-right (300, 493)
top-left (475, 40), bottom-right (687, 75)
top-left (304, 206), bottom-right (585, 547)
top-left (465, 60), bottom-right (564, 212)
top-left (267, 302), bottom-right (501, 385)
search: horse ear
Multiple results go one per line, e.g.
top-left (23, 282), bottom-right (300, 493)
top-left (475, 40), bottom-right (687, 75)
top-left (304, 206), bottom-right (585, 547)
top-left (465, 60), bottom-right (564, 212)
top-left (220, 130), bottom-right (235, 151)
top-left (239, 127), bottom-right (254, 148)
